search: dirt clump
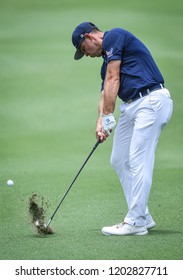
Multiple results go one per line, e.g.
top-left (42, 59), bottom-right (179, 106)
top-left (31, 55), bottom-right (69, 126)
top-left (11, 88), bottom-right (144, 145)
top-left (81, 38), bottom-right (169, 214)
top-left (29, 193), bottom-right (54, 235)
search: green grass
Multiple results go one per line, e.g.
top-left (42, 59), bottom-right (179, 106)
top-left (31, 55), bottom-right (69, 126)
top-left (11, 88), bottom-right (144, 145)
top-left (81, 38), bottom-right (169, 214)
top-left (0, 0), bottom-right (183, 260)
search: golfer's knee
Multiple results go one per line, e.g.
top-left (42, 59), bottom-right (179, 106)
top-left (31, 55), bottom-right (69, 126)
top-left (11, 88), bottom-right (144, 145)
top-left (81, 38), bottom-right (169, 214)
top-left (110, 153), bottom-right (120, 170)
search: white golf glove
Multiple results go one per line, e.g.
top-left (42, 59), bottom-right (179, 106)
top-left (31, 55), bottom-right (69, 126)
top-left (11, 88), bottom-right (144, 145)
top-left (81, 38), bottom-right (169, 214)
top-left (102, 113), bottom-right (116, 135)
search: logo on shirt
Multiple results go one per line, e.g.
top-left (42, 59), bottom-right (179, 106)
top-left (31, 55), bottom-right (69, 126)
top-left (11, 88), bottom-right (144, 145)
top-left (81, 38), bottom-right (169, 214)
top-left (106, 48), bottom-right (113, 58)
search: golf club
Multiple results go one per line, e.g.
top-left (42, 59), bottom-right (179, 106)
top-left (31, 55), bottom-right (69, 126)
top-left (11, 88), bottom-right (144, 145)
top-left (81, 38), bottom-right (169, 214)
top-left (45, 139), bottom-right (101, 228)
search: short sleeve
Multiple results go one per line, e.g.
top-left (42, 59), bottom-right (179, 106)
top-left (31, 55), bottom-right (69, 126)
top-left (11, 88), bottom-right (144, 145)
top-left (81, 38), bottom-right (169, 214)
top-left (102, 30), bottom-right (126, 63)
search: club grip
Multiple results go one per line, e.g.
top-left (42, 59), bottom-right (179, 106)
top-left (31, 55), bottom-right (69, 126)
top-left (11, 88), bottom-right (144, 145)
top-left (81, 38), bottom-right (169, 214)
top-left (93, 139), bottom-right (101, 150)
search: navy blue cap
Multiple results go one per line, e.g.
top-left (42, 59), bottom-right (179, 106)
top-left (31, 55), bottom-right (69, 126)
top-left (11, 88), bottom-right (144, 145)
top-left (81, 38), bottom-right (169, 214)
top-left (72, 22), bottom-right (99, 60)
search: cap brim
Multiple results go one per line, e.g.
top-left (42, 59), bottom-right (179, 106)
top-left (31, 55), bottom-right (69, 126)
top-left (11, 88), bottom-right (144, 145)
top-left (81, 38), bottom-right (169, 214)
top-left (74, 49), bottom-right (84, 60)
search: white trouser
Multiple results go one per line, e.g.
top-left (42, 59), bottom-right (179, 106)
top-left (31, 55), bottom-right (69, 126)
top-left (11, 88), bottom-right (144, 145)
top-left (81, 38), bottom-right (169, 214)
top-left (110, 88), bottom-right (173, 226)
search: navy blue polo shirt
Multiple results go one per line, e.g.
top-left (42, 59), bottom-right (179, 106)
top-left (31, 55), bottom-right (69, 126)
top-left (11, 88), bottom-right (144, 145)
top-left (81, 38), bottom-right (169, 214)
top-left (101, 28), bottom-right (164, 102)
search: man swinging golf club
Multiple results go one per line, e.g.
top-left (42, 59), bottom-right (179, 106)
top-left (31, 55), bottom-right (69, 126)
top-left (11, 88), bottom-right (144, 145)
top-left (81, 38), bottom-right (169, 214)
top-left (72, 22), bottom-right (173, 236)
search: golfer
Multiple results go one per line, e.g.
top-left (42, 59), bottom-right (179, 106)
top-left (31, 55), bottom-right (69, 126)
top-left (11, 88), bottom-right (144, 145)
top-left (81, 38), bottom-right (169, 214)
top-left (72, 22), bottom-right (173, 236)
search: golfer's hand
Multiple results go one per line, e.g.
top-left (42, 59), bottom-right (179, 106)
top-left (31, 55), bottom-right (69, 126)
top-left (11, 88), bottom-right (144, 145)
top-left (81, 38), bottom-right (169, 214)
top-left (102, 113), bottom-right (116, 135)
top-left (96, 116), bottom-right (108, 143)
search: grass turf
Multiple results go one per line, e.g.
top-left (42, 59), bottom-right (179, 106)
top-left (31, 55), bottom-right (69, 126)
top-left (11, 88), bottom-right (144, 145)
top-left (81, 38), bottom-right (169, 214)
top-left (0, 0), bottom-right (183, 260)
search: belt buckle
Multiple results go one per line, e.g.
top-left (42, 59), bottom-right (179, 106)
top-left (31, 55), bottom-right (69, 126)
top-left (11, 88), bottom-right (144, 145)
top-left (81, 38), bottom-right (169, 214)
top-left (126, 99), bottom-right (133, 104)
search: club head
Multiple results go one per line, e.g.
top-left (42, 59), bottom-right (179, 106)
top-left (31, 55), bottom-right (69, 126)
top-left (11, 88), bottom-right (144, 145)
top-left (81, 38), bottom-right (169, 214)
top-left (35, 223), bottom-right (54, 235)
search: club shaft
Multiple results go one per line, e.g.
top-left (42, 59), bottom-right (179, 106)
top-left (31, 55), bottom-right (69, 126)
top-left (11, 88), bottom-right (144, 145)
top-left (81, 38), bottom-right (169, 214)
top-left (46, 139), bottom-right (100, 227)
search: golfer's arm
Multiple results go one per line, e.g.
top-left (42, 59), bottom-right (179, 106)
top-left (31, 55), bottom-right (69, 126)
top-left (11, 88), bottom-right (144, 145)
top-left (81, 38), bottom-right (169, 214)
top-left (103, 60), bottom-right (121, 114)
top-left (98, 90), bottom-right (104, 117)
